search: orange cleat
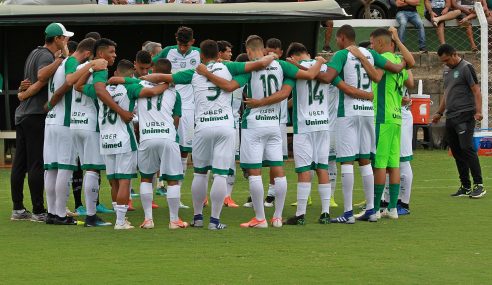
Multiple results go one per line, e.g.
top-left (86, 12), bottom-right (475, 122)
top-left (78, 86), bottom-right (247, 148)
top-left (240, 217), bottom-right (268, 228)
top-left (128, 200), bottom-right (136, 211)
top-left (224, 196), bottom-right (239, 208)
top-left (169, 219), bottom-right (189, 230)
top-left (151, 201), bottom-right (159, 209)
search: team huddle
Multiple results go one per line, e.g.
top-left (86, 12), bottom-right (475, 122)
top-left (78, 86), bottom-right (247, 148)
top-left (34, 23), bottom-right (416, 230)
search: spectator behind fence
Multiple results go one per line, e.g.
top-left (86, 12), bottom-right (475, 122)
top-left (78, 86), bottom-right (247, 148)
top-left (452, 0), bottom-right (478, 52)
top-left (395, 0), bottom-right (428, 53)
top-left (424, 0), bottom-right (461, 44)
top-left (455, 1), bottom-right (492, 26)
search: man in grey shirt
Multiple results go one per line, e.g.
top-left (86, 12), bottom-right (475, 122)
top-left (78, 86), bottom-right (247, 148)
top-left (432, 43), bottom-right (486, 199)
top-left (10, 23), bottom-right (73, 222)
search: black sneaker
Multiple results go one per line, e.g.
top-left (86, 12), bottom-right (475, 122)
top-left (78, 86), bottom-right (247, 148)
top-left (10, 209), bottom-right (32, 221)
top-left (318, 212), bottom-right (331, 224)
top-left (84, 214), bottom-right (112, 227)
top-left (54, 216), bottom-right (77, 225)
top-left (469, 184), bottom-right (487, 199)
top-left (30, 212), bottom-right (47, 223)
top-left (451, 185), bottom-right (471, 197)
top-left (264, 195), bottom-right (275, 207)
top-left (285, 214), bottom-right (306, 225)
top-left (45, 213), bottom-right (56, 225)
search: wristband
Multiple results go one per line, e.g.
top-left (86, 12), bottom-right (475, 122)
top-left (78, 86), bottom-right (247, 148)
top-left (47, 102), bottom-right (53, 111)
top-left (89, 67), bottom-right (94, 73)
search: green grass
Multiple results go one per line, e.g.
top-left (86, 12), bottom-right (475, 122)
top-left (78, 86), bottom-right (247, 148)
top-left (0, 150), bottom-right (491, 284)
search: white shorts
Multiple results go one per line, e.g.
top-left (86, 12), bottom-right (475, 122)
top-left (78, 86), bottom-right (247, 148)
top-left (240, 126), bottom-right (283, 169)
top-left (293, 131), bottom-right (330, 173)
top-left (71, 129), bottom-right (105, 170)
top-left (329, 130), bottom-right (336, 161)
top-left (235, 126), bottom-right (240, 160)
top-left (178, 108), bottom-right (194, 153)
top-left (229, 130), bottom-right (239, 175)
top-left (335, 116), bottom-right (375, 162)
top-left (192, 127), bottom-right (235, 175)
top-left (138, 138), bottom-right (184, 181)
top-left (104, 151), bottom-right (137, 180)
top-left (400, 110), bottom-right (413, 161)
top-left (44, 125), bottom-right (76, 170)
top-left (280, 123), bottom-right (288, 160)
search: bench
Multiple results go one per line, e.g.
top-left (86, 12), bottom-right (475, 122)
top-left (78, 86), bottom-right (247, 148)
top-left (0, 131), bottom-right (16, 165)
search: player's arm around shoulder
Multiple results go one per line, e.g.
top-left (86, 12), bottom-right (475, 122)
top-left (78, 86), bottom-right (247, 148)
top-left (196, 63), bottom-right (240, 92)
top-left (244, 78), bottom-right (294, 109)
top-left (334, 76), bottom-right (373, 101)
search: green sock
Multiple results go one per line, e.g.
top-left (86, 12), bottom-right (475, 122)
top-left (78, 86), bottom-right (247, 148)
top-left (374, 184), bottom-right (385, 212)
top-left (388, 184), bottom-right (400, 209)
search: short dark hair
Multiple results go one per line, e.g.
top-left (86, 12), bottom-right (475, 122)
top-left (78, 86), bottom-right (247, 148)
top-left (245, 35), bottom-right (264, 50)
top-left (94, 38), bottom-right (117, 57)
top-left (85, 32), bottom-right (101, 40)
top-left (176, 26), bottom-right (193, 44)
top-left (370, 28), bottom-right (392, 40)
top-left (116, 59), bottom-right (134, 74)
top-left (76, 38), bottom-right (96, 53)
top-left (235, 53), bottom-right (249, 62)
top-left (437, 44), bottom-right (456, 56)
top-left (358, 41), bottom-right (371, 49)
top-left (154, 58), bottom-right (172, 74)
top-left (200, 39), bottom-right (218, 59)
top-left (217, 40), bottom-right (232, 53)
top-left (286, 42), bottom-right (308, 57)
top-left (266, 38), bottom-right (282, 50)
top-left (336, 25), bottom-right (356, 41)
top-left (68, 40), bottom-right (79, 53)
top-left (135, 50), bottom-right (152, 64)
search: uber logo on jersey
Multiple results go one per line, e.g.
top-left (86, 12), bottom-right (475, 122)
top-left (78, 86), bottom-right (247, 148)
top-left (172, 57), bottom-right (178, 63)
top-left (190, 58), bottom-right (197, 66)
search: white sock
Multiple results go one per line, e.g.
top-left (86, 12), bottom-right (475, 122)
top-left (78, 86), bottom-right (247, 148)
top-left (318, 183), bottom-right (331, 214)
top-left (328, 161), bottom-right (337, 199)
top-left (360, 164), bottom-right (374, 210)
top-left (44, 170), bottom-right (57, 215)
top-left (140, 182), bottom-right (153, 220)
top-left (167, 185), bottom-right (181, 222)
top-left (226, 175), bottom-right (235, 197)
top-left (191, 173), bottom-right (208, 216)
top-left (249, 175), bottom-right (265, 220)
top-left (181, 157), bottom-right (188, 175)
top-left (296, 182), bottom-right (311, 216)
top-left (341, 164), bottom-right (354, 213)
top-left (210, 175), bottom-right (227, 220)
top-left (112, 201), bottom-right (117, 210)
top-left (399, 161), bottom-right (413, 204)
top-left (267, 184), bottom-right (276, 197)
top-left (384, 173), bottom-right (390, 203)
top-left (115, 204), bottom-right (128, 226)
top-left (55, 169), bottom-right (73, 217)
top-left (273, 176), bottom-right (287, 218)
top-left (84, 171), bottom-right (100, 216)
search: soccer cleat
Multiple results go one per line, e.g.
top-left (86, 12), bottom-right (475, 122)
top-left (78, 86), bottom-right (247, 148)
top-left (179, 201), bottom-right (190, 209)
top-left (318, 212), bottom-right (331, 224)
top-left (240, 217), bottom-right (268, 228)
top-left (208, 222), bottom-right (227, 230)
top-left (354, 200), bottom-right (367, 208)
top-left (285, 214), bottom-right (306, 225)
top-left (330, 211), bottom-right (355, 224)
top-left (356, 209), bottom-right (377, 222)
top-left (151, 201), bottom-right (159, 209)
top-left (140, 219), bottom-right (154, 229)
top-left (66, 207), bottom-right (78, 217)
top-left (130, 188), bottom-right (140, 198)
top-left (375, 211), bottom-right (381, 220)
top-left (397, 206), bottom-right (410, 216)
top-left (243, 196), bottom-right (253, 208)
top-left (53, 216), bottom-right (78, 225)
top-left (155, 186), bottom-right (167, 196)
top-left (30, 212), bottom-right (47, 223)
top-left (264, 195), bottom-right (275, 208)
top-left (96, 203), bottom-right (114, 214)
top-left (451, 185), bottom-right (471, 197)
top-left (128, 200), bottom-right (136, 211)
top-left (271, 217), bottom-right (283, 228)
top-left (469, 184), bottom-right (487, 199)
top-left (114, 220), bottom-right (135, 230)
top-left (381, 208), bottom-right (398, 219)
top-left (191, 214), bottom-right (204, 228)
top-left (169, 219), bottom-right (189, 230)
top-left (45, 213), bottom-right (56, 225)
top-left (330, 199), bottom-right (338, 208)
top-left (224, 196), bottom-right (239, 208)
top-left (75, 206), bottom-right (87, 216)
top-left (10, 209), bottom-right (32, 221)
top-left (84, 214), bottom-right (112, 227)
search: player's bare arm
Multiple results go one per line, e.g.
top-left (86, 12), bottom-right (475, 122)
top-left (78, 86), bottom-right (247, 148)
top-left (244, 84), bottom-right (293, 108)
top-left (195, 63), bottom-right (239, 92)
top-left (346, 45), bottom-right (383, 83)
top-left (295, 56), bottom-right (325, 80)
top-left (316, 66), bottom-right (339, 84)
top-left (94, 81), bottom-right (134, 123)
top-left (138, 83), bottom-right (170, 98)
top-left (139, 73), bottom-right (173, 84)
top-left (336, 79), bottom-right (374, 101)
top-left (243, 54), bottom-right (277, 72)
top-left (388, 27), bottom-right (415, 68)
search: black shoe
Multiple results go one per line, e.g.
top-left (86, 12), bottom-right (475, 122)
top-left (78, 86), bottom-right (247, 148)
top-left (53, 216), bottom-right (77, 225)
top-left (451, 185), bottom-right (471, 197)
top-left (265, 195), bottom-right (275, 204)
top-left (285, 214), bottom-right (306, 225)
top-left (469, 184), bottom-right (487, 199)
top-left (85, 214), bottom-right (112, 227)
top-left (380, 200), bottom-right (389, 209)
top-left (246, 196), bottom-right (252, 203)
top-left (318, 212), bottom-right (331, 224)
top-left (45, 213), bottom-right (56, 225)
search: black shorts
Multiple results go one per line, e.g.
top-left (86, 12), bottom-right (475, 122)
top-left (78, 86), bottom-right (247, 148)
top-left (424, 8), bottom-right (444, 22)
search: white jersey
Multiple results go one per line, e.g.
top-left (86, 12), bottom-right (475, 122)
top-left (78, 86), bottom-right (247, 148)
top-left (70, 61), bottom-right (98, 132)
top-left (153, 45), bottom-right (200, 110)
top-left (279, 99), bottom-right (289, 124)
top-left (46, 56), bottom-right (78, 127)
top-left (232, 87), bottom-right (243, 129)
top-left (137, 80), bottom-right (181, 142)
top-left (327, 84), bottom-right (338, 132)
top-left (292, 60), bottom-right (331, 134)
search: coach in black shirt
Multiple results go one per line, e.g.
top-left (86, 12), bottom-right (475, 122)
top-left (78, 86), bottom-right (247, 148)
top-left (10, 23), bottom-right (72, 222)
top-left (432, 44), bottom-right (486, 199)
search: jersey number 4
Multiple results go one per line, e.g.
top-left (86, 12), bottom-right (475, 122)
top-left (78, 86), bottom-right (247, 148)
top-left (307, 80), bottom-right (324, 105)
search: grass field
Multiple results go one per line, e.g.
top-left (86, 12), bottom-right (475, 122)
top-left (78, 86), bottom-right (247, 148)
top-left (0, 150), bottom-right (491, 284)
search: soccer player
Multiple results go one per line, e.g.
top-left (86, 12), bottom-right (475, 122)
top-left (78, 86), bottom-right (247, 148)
top-left (315, 25), bottom-right (408, 224)
top-left (142, 39), bottom-right (277, 230)
top-left (217, 40), bottom-right (233, 62)
top-left (197, 36), bottom-right (324, 228)
top-left (152, 27), bottom-right (200, 206)
top-left (71, 38), bottom-right (133, 227)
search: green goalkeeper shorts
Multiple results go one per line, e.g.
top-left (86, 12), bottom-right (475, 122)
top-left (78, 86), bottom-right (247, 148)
top-left (374, 123), bottom-right (401, 169)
